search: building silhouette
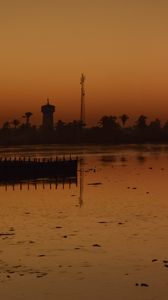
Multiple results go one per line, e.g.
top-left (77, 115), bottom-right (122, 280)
top-left (41, 99), bottom-right (55, 130)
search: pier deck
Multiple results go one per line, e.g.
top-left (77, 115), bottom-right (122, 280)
top-left (0, 157), bottom-right (78, 182)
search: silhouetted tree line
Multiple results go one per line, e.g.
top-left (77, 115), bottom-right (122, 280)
top-left (1, 113), bottom-right (168, 145)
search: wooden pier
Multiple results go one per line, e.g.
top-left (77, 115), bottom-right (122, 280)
top-left (0, 157), bottom-right (78, 183)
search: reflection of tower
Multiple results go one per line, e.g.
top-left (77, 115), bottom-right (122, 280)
top-left (79, 158), bottom-right (84, 207)
top-left (80, 74), bottom-right (86, 125)
top-left (41, 99), bottom-right (55, 130)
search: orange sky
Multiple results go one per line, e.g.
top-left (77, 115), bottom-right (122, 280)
top-left (1, 0), bottom-right (168, 126)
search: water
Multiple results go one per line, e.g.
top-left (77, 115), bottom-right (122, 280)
top-left (0, 145), bottom-right (168, 300)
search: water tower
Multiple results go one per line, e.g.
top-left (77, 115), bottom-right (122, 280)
top-left (41, 99), bottom-right (55, 130)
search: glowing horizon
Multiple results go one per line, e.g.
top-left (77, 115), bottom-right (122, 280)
top-left (1, 0), bottom-right (168, 126)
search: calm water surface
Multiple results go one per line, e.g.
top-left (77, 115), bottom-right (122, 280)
top-left (0, 145), bottom-right (168, 300)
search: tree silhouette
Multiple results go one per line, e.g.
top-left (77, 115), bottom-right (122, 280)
top-left (56, 120), bottom-right (66, 131)
top-left (136, 115), bottom-right (147, 129)
top-left (2, 121), bottom-right (10, 130)
top-left (23, 112), bottom-right (33, 126)
top-left (119, 114), bottom-right (129, 127)
top-left (149, 118), bottom-right (161, 131)
top-left (1, 112), bottom-right (168, 145)
top-left (164, 120), bottom-right (168, 128)
top-left (163, 120), bottom-right (168, 139)
top-left (99, 115), bottom-right (118, 129)
top-left (12, 119), bottom-right (20, 129)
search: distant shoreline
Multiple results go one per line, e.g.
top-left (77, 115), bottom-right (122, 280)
top-left (0, 141), bottom-right (168, 148)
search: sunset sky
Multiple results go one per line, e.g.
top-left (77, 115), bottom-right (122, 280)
top-left (1, 0), bottom-right (168, 126)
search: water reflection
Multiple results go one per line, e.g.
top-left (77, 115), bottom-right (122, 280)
top-left (2, 177), bottom-right (77, 191)
top-left (120, 156), bottom-right (127, 162)
top-left (101, 155), bottom-right (116, 163)
top-left (0, 145), bottom-right (168, 300)
top-left (79, 159), bottom-right (85, 207)
top-left (136, 155), bottom-right (146, 163)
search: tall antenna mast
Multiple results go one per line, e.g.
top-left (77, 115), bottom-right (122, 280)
top-left (80, 73), bottom-right (86, 125)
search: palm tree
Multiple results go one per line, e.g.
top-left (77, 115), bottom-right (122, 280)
top-left (98, 115), bottom-right (118, 129)
top-left (23, 112), bottom-right (33, 126)
top-left (136, 115), bottom-right (147, 129)
top-left (12, 119), bottom-right (20, 129)
top-left (119, 114), bottom-right (129, 127)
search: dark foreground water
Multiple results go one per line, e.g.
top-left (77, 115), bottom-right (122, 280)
top-left (0, 144), bottom-right (168, 300)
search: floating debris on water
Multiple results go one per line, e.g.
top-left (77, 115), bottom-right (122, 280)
top-left (141, 283), bottom-right (149, 287)
top-left (92, 244), bottom-right (101, 247)
top-left (0, 233), bottom-right (15, 237)
top-left (135, 283), bottom-right (149, 287)
top-left (88, 182), bottom-right (102, 186)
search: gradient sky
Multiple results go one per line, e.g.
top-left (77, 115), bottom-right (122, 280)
top-left (1, 0), bottom-right (168, 126)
